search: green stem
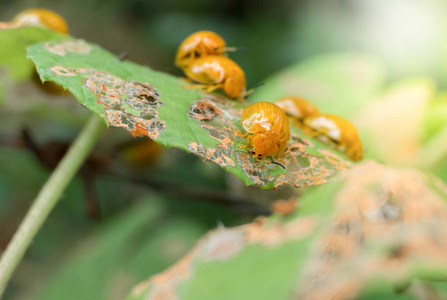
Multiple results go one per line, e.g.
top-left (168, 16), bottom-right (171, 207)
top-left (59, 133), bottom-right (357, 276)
top-left (416, 124), bottom-right (447, 169)
top-left (0, 115), bottom-right (104, 297)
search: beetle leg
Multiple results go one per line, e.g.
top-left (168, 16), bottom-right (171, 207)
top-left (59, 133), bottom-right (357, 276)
top-left (236, 87), bottom-right (248, 102)
top-left (182, 84), bottom-right (213, 90)
top-left (202, 84), bottom-right (224, 94)
top-left (182, 84), bottom-right (224, 95)
top-left (186, 44), bottom-right (201, 66)
top-left (238, 134), bottom-right (252, 149)
top-left (234, 131), bottom-right (249, 138)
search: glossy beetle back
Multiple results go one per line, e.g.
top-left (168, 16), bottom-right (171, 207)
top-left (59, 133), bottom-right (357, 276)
top-left (184, 55), bottom-right (246, 99)
top-left (241, 102), bottom-right (290, 158)
top-left (304, 114), bottom-right (363, 161)
top-left (175, 31), bottom-right (226, 68)
top-left (13, 9), bottom-right (68, 34)
top-left (275, 96), bottom-right (319, 120)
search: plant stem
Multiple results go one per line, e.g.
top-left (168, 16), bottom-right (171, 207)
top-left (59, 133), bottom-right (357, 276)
top-left (0, 115), bottom-right (104, 297)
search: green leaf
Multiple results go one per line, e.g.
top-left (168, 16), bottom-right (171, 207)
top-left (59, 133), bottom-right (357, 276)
top-left (422, 92), bottom-right (447, 143)
top-left (0, 26), bottom-right (69, 81)
top-left (27, 38), bottom-right (352, 189)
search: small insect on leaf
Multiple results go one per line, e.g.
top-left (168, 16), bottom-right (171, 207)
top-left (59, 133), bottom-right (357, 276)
top-left (303, 114), bottom-right (363, 161)
top-left (182, 55), bottom-right (247, 100)
top-left (175, 31), bottom-right (228, 69)
top-left (275, 96), bottom-right (320, 130)
top-left (176, 31), bottom-right (247, 101)
top-left (240, 101), bottom-right (290, 166)
top-left (12, 9), bottom-right (69, 34)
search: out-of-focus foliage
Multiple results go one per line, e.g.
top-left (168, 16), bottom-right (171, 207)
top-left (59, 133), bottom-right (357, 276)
top-left (423, 93), bottom-right (447, 142)
top-left (251, 54), bottom-right (384, 119)
top-left (0, 26), bottom-right (68, 81)
top-left (34, 195), bottom-right (237, 300)
top-left (129, 161), bottom-right (447, 300)
top-left (354, 79), bottom-right (434, 166)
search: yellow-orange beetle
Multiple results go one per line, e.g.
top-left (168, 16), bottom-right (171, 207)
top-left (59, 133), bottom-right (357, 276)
top-left (175, 31), bottom-right (232, 69)
top-left (275, 96), bottom-right (319, 129)
top-left (12, 9), bottom-right (69, 94)
top-left (240, 102), bottom-right (290, 163)
top-left (12, 9), bottom-right (68, 34)
top-left (183, 55), bottom-right (246, 100)
top-left (303, 114), bottom-right (363, 161)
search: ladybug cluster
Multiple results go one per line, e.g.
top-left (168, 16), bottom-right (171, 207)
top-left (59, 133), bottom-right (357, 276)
top-left (275, 96), bottom-right (363, 161)
top-left (176, 32), bottom-right (363, 164)
top-left (6, 12), bottom-right (363, 165)
top-left (175, 32), bottom-right (290, 167)
top-left (175, 31), bottom-right (246, 101)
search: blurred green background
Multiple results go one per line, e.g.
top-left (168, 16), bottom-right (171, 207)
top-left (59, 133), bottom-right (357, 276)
top-left (1, 0), bottom-right (447, 299)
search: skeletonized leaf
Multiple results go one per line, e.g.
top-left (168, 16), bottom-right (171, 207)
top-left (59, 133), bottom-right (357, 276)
top-left (27, 36), bottom-right (351, 189)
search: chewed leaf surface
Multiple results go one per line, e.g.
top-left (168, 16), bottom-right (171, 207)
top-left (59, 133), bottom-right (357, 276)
top-left (28, 38), bottom-right (351, 189)
top-left (129, 161), bottom-right (447, 300)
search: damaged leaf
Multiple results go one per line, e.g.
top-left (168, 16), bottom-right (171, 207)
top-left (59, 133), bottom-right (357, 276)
top-left (28, 38), bottom-right (352, 189)
top-left (128, 160), bottom-right (447, 300)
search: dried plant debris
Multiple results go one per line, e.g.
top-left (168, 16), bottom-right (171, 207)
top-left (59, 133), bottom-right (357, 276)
top-left (130, 217), bottom-right (317, 300)
top-left (296, 160), bottom-right (447, 300)
top-left (50, 65), bottom-right (166, 139)
top-left (188, 97), bottom-right (351, 188)
top-left (270, 197), bottom-right (298, 216)
top-left (129, 160), bottom-right (447, 300)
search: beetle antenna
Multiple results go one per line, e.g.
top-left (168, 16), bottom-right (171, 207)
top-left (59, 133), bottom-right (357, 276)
top-left (271, 161), bottom-right (286, 169)
top-left (223, 46), bottom-right (248, 52)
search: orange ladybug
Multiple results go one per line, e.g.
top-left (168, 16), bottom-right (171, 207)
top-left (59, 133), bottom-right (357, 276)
top-left (175, 31), bottom-right (235, 69)
top-left (12, 9), bottom-right (68, 34)
top-left (303, 114), bottom-right (363, 161)
top-left (183, 55), bottom-right (246, 100)
top-left (240, 102), bottom-right (290, 163)
top-left (275, 96), bottom-right (319, 129)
